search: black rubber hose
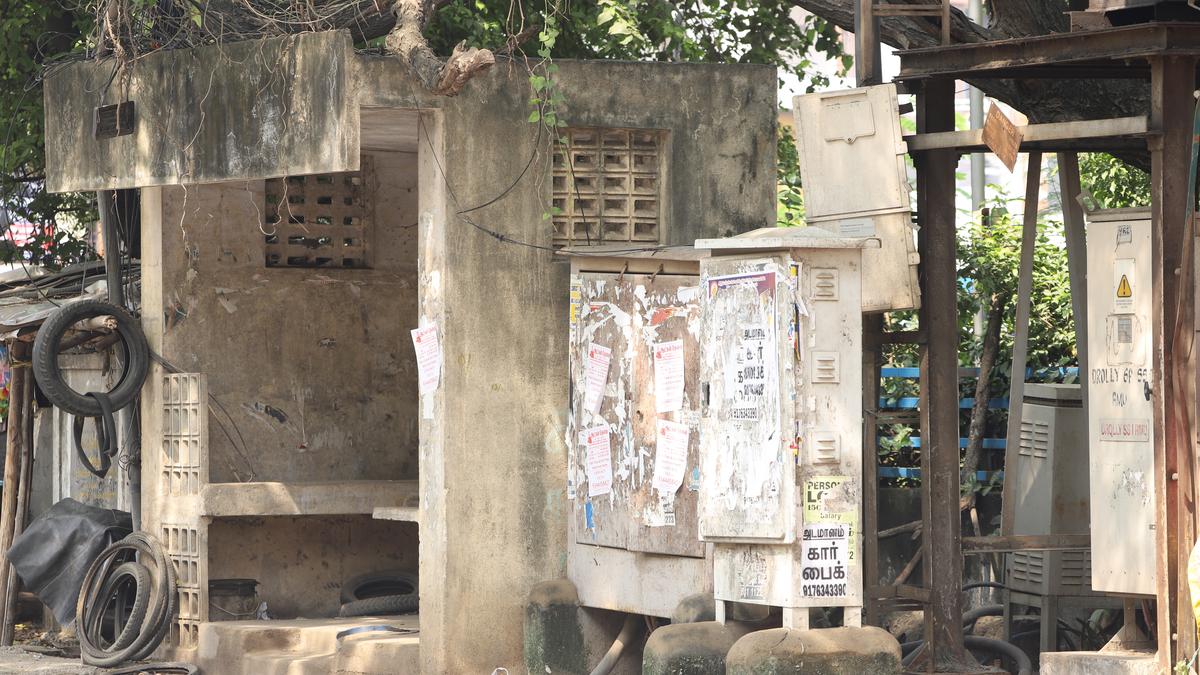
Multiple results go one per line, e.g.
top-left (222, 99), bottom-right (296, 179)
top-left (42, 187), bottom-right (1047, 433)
top-left (78, 532), bottom-right (176, 667)
top-left (902, 636), bottom-right (1033, 675)
top-left (33, 299), bottom-right (149, 417)
top-left (73, 392), bottom-right (118, 478)
top-left (962, 604), bottom-right (1005, 627)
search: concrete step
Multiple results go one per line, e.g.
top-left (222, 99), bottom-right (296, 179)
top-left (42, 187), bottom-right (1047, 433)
top-left (1041, 649), bottom-right (1158, 675)
top-left (198, 615), bottom-right (419, 675)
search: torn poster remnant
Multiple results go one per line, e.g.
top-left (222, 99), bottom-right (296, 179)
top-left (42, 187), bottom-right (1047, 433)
top-left (583, 425), bottom-right (613, 497)
top-left (654, 340), bottom-right (685, 413)
top-left (411, 324), bottom-right (442, 394)
top-left (584, 343), bottom-right (612, 415)
top-left (652, 419), bottom-right (689, 495)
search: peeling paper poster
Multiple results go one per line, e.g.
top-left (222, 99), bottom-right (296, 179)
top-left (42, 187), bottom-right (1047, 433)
top-left (802, 477), bottom-right (854, 599)
top-left (654, 340), bottom-right (685, 414)
top-left (584, 343), bottom-right (612, 415)
top-left (410, 325), bottom-right (442, 394)
top-left (582, 425), bottom-right (613, 497)
top-left (652, 419), bottom-right (689, 495)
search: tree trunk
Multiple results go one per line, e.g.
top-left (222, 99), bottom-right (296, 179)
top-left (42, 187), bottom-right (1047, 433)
top-left (961, 292), bottom-right (1006, 492)
top-left (792, 0), bottom-right (1150, 165)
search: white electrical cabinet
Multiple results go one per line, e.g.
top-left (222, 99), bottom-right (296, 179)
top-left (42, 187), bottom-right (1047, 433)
top-left (793, 85), bottom-right (920, 313)
top-left (694, 227), bottom-right (873, 622)
top-left (1085, 208), bottom-right (1156, 596)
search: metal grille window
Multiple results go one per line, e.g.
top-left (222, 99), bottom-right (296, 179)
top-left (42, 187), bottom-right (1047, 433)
top-left (552, 128), bottom-right (665, 247)
top-left (264, 158), bottom-right (372, 268)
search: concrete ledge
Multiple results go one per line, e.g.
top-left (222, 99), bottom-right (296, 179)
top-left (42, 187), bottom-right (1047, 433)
top-left (726, 626), bottom-right (902, 675)
top-left (1040, 649), bottom-right (1158, 675)
top-left (643, 621), bottom-right (752, 675)
top-left (201, 480), bottom-right (419, 517)
top-left (198, 615), bottom-right (419, 675)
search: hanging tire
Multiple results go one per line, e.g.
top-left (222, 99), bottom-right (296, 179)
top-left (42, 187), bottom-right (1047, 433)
top-left (33, 300), bottom-right (149, 417)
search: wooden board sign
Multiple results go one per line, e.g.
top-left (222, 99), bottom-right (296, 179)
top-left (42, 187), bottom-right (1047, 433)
top-left (982, 104), bottom-right (1023, 172)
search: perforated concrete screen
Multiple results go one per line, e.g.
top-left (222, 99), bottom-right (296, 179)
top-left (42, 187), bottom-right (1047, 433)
top-left (264, 157), bottom-right (373, 269)
top-left (552, 128), bottom-right (664, 247)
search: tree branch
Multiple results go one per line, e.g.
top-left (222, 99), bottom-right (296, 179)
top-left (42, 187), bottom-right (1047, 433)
top-left (385, 0), bottom-right (494, 96)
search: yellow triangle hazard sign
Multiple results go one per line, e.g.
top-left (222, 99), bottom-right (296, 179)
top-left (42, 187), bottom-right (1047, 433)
top-left (1117, 275), bottom-right (1133, 299)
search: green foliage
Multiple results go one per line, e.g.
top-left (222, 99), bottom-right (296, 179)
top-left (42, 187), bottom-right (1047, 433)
top-left (1079, 152), bottom-right (1150, 209)
top-left (427, 1), bottom-right (846, 90)
top-left (879, 181), bottom-right (1079, 484)
top-left (777, 123), bottom-right (804, 227)
top-left (0, 2), bottom-right (95, 268)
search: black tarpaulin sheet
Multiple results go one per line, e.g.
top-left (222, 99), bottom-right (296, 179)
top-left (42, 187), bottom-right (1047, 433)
top-left (7, 498), bottom-right (131, 624)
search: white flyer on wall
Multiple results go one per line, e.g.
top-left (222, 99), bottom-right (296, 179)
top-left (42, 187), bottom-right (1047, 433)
top-left (582, 425), bottom-right (613, 497)
top-left (652, 419), bottom-right (689, 494)
top-left (584, 343), bottom-right (612, 415)
top-left (654, 340), bottom-right (685, 413)
top-left (410, 325), bottom-right (442, 394)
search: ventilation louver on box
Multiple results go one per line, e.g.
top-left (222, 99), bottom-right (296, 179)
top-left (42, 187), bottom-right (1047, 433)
top-left (264, 158), bottom-right (372, 269)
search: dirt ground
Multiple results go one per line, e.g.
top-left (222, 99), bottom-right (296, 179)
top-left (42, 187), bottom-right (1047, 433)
top-left (0, 646), bottom-right (95, 674)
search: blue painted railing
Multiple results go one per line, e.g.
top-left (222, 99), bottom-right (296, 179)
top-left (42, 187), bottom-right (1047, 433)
top-left (876, 366), bottom-right (1079, 480)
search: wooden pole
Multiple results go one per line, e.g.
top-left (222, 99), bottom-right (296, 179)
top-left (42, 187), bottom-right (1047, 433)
top-left (0, 341), bottom-right (30, 645)
top-left (915, 78), bottom-right (977, 671)
top-left (3, 372), bottom-right (33, 646)
top-left (999, 152), bottom-right (1042, 537)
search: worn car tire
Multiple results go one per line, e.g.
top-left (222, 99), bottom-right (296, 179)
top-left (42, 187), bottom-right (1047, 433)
top-left (337, 593), bottom-right (420, 618)
top-left (33, 300), bottom-right (149, 416)
top-left (339, 570), bottom-right (417, 605)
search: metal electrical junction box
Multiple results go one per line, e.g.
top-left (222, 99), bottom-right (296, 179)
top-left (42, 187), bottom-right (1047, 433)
top-left (793, 85), bottom-right (920, 313)
top-left (1006, 384), bottom-right (1097, 597)
top-left (695, 227), bottom-right (875, 619)
top-left (561, 246), bottom-right (712, 618)
top-left (1085, 208), bottom-right (1155, 596)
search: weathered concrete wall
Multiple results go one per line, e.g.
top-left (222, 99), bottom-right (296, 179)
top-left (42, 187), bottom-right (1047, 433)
top-left (207, 516), bottom-right (418, 618)
top-left (44, 32), bottom-right (359, 192)
top-left (152, 151), bottom-right (420, 484)
top-left (355, 55), bottom-right (778, 673)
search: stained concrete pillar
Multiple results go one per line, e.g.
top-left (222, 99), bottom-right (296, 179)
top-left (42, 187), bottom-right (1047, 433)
top-left (725, 626), bottom-right (902, 675)
top-left (524, 579), bottom-right (587, 675)
top-left (643, 621), bottom-right (754, 675)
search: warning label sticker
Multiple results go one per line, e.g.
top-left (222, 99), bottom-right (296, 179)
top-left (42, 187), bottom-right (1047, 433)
top-left (1114, 259), bottom-right (1134, 312)
top-left (1099, 418), bottom-right (1150, 443)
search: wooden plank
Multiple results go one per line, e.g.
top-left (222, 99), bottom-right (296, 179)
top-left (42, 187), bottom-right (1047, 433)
top-left (961, 534), bottom-right (1090, 553)
top-left (1000, 152), bottom-right (1042, 537)
top-left (868, 584), bottom-right (932, 603)
top-left (904, 115), bottom-right (1149, 152)
top-left (1058, 153), bottom-right (1090, 402)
